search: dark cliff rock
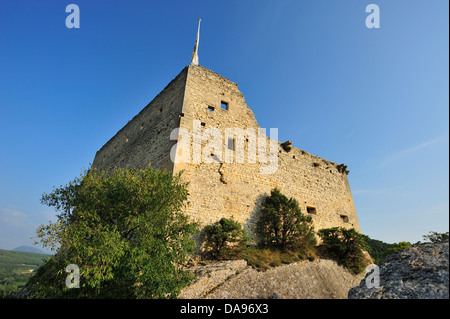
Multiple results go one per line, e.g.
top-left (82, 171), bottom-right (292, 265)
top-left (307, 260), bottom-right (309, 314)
top-left (348, 241), bottom-right (449, 299)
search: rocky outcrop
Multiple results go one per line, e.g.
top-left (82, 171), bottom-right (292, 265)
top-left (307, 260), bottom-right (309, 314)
top-left (180, 259), bottom-right (365, 299)
top-left (179, 260), bottom-right (248, 299)
top-left (348, 241), bottom-right (449, 299)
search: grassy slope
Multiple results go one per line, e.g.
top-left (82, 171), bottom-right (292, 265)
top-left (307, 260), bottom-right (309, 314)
top-left (0, 249), bottom-right (49, 297)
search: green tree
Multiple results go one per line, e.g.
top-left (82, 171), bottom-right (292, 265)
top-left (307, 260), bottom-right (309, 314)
top-left (256, 188), bottom-right (316, 251)
top-left (203, 217), bottom-right (249, 259)
top-left (379, 241), bottom-right (411, 261)
top-left (318, 227), bottom-right (368, 274)
top-left (361, 234), bottom-right (395, 264)
top-left (26, 165), bottom-right (199, 299)
top-left (423, 231), bottom-right (449, 243)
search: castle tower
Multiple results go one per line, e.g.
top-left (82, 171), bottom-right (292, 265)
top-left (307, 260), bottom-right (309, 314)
top-left (92, 65), bottom-right (361, 236)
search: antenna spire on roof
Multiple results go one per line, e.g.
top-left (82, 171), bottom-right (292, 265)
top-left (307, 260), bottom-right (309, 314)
top-left (191, 19), bottom-right (201, 66)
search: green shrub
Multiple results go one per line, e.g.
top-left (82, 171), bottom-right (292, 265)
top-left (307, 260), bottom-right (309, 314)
top-left (423, 231), bottom-right (449, 243)
top-left (203, 217), bottom-right (249, 259)
top-left (27, 165), bottom-right (199, 299)
top-left (361, 234), bottom-right (395, 264)
top-left (256, 188), bottom-right (316, 252)
top-left (379, 241), bottom-right (411, 261)
top-left (318, 227), bottom-right (368, 274)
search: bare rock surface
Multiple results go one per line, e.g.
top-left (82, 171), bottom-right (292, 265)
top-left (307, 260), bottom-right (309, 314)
top-left (180, 258), bottom-right (364, 299)
top-left (348, 241), bottom-right (449, 299)
top-left (179, 260), bottom-right (248, 299)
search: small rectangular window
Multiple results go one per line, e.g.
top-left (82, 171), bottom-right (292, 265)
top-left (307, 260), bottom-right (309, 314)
top-left (227, 137), bottom-right (235, 151)
top-left (207, 106), bottom-right (215, 112)
top-left (307, 206), bottom-right (317, 215)
top-left (340, 215), bottom-right (349, 223)
top-left (221, 101), bottom-right (228, 110)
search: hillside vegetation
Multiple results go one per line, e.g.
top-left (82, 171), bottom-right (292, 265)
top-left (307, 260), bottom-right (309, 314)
top-left (0, 249), bottom-right (49, 297)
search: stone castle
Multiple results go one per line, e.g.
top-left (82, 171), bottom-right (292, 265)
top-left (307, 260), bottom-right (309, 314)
top-left (92, 65), bottom-right (361, 236)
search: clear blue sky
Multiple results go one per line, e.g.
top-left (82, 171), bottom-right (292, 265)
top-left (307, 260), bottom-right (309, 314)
top-left (0, 0), bottom-right (448, 251)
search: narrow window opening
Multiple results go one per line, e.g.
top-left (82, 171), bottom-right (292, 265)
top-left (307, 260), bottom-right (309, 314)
top-left (227, 137), bottom-right (235, 151)
top-left (113, 146), bottom-right (116, 152)
top-left (180, 112), bottom-right (184, 117)
top-left (207, 106), bottom-right (215, 112)
top-left (140, 122), bottom-right (144, 130)
top-left (307, 206), bottom-right (317, 215)
top-left (159, 107), bottom-right (163, 113)
top-left (126, 136), bottom-right (129, 143)
top-left (221, 101), bottom-right (228, 110)
top-left (201, 122), bottom-right (206, 127)
top-left (340, 215), bottom-right (349, 223)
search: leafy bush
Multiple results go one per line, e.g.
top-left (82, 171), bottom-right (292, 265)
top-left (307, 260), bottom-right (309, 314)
top-left (26, 165), bottom-right (199, 299)
top-left (361, 234), bottom-right (395, 264)
top-left (318, 227), bottom-right (368, 274)
top-left (203, 217), bottom-right (249, 259)
top-left (256, 188), bottom-right (316, 252)
top-left (423, 231), bottom-right (449, 243)
top-left (379, 241), bottom-right (411, 261)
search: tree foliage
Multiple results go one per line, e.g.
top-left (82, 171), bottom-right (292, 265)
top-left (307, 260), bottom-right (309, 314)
top-left (378, 241), bottom-right (411, 261)
top-left (256, 188), bottom-right (316, 251)
top-left (203, 217), bottom-right (249, 259)
top-left (361, 234), bottom-right (395, 264)
top-left (318, 227), bottom-right (368, 274)
top-left (423, 231), bottom-right (449, 243)
top-left (26, 165), bottom-right (199, 299)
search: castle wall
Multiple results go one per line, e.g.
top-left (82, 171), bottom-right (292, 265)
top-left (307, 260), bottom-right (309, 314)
top-left (92, 67), bottom-right (188, 172)
top-left (173, 66), bottom-right (360, 236)
top-left (92, 65), bottom-right (360, 239)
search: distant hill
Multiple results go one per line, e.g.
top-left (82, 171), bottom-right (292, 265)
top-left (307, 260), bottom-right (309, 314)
top-left (0, 249), bottom-right (49, 297)
top-left (12, 246), bottom-right (48, 254)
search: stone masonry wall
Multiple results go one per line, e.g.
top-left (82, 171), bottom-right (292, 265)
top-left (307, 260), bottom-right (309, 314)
top-left (173, 66), bottom-right (360, 237)
top-left (92, 65), bottom-right (360, 240)
top-left (92, 67), bottom-right (188, 172)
